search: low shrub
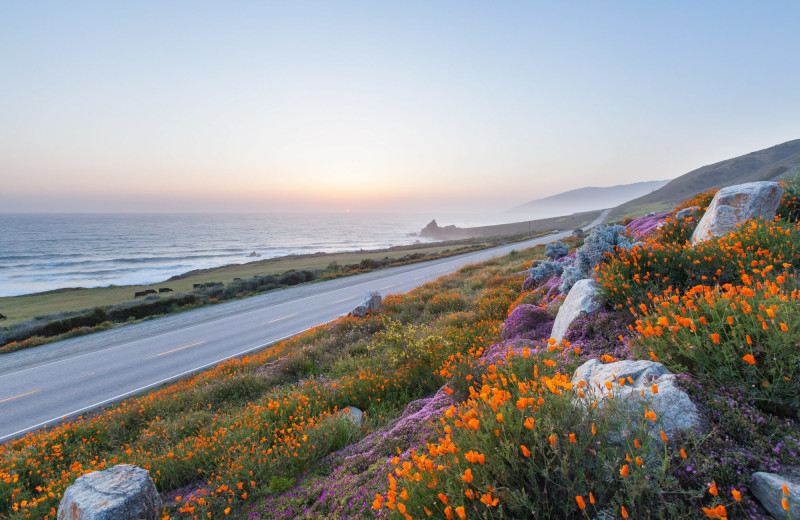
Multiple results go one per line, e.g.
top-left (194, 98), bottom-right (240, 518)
top-left (501, 304), bottom-right (552, 341)
top-left (777, 171), bottom-right (800, 222)
top-left (598, 218), bottom-right (800, 310)
top-left (545, 241), bottom-right (569, 260)
top-left (375, 352), bottom-right (701, 519)
top-left (631, 273), bottom-right (799, 418)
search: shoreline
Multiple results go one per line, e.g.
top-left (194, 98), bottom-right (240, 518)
top-left (0, 234), bottom-right (528, 325)
top-left (0, 208), bottom-right (603, 324)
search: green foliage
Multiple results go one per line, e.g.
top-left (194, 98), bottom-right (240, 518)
top-left (632, 275), bottom-right (800, 418)
top-left (389, 353), bottom-right (700, 520)
top-left (599, 218), bottom-right (800, 310)
top-left (777, 170), bottom-right (800, 222)
top-left (269, 476), bottom-right (296, 495)
top-left (368, 317), bottom-right (448, 366)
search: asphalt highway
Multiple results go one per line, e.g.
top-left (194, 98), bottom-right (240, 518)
top-left (0, 209), bottom-right (609, 442)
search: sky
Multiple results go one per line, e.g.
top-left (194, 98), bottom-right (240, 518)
top-left (2, 1), bottom-right (799, 214)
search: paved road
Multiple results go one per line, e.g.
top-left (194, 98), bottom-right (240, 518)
top-left (0, 210), bottom-right (609, 442)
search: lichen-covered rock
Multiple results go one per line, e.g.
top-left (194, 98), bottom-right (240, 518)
top-left (340, 406), bottom-right (364, 426)
top-left (349, 291), bottom-right (382, 317)
top-left (572, 359), bottom-right (701, 439)
top-left (675, 206), bottom-right (699, 220)
top-left (751, 471), bottom-right (799, 519)
top-left (57, 465), bottom-right (161, 520)
top-left (690, 182), bottom-right (783, 244)
top-left (551, 279), bottom-right (601, 342)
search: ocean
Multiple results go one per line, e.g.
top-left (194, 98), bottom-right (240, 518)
top-left (0, 213), bottom-right (437, 297)
top-left (0, 212), bottom-right (522, 297)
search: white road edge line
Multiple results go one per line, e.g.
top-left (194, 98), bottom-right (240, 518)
top-left (2, 253), bottom-right (487, 378)
top-left (0, 214), bottom-right (613, 440)
top-left (0, 328), bottom-right (314, 443)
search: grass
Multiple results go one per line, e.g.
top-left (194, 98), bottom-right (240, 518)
top-left (4, 184), bottom-right (798, 520)
top-left (0, 231), bottom-right (561, 327)
top-left (0, 242), bottom-right (477, 324)
top-left (0, 239), bottom-right (573, 519)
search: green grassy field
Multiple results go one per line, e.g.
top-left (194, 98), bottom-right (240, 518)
top-left (0, 238), bottom-right (505, 324)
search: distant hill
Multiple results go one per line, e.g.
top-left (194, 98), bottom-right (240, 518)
top-left (609, 139), bottom-right (800, 220)
top-left (508, 180), bottom-right (670, 214)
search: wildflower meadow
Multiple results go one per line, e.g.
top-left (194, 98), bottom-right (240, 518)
top-left (2, 178), bottom-right (800, 519)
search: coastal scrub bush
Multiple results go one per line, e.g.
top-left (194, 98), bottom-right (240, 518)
top-left (527, 260), bottom-right (562, 282)
top-left (631, 273), bottom-right (800, 418)
top-left (575, 224), bottom-right (636, 275)
top-left (278, 269), bottom-right (316, 286)
top-left (545, 241), bottom-right (569, 260)
top-left (559, 265), bottom-right (585, 294)
top-left (368, 318), bottom-right (448, 366)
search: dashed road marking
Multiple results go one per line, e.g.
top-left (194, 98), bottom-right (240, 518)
top-left (147, 341), bottom-right (207, 359)
top-left (0, 389), bottom-right (41, 404)
top-left (262, 313), bottom-right (298, 325)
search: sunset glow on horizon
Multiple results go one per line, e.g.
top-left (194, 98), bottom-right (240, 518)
top-left (2, 1), bottom-right (799, 214)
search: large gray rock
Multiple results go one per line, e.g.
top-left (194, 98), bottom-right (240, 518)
top-left (751, 471), bottom-right (799, 519)
top-left (572, 359), bottom-right (701, 439)
top-left (690, 182), bottom-right (783, 244)
top-left (349, 290), bottom-right (382, 317)
top-left (551, 279), bottom-right (601, 342)
top-left (57, 464), bottom-right (161, 520)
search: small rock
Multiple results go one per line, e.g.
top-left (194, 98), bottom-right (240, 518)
top-left (341, 406), bottom-right (364, 426)
top-left (572, 359), bottom-right (702, 439)
top-left (349, 291), bottom-right (382, 317)
top-left (57, 464), bottom-right (161, 520)
top-left (675, 206), bottom-right (699, 220)
top-left (751, 471), bottom-right (799, 519)
top-left (690, 182), bottom-right (783, 244)
top-left (551, 279), bottom-right (601, 342)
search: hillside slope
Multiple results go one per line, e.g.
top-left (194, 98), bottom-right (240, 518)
top-left (610, 138), bottom-right (800, 220)
top-left (509, 180), bottom-right (670, 214)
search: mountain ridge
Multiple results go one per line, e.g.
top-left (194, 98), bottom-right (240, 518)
top-left (509, 180), bottom-right (671, 214)
top-left (609, 138), bottom-right (800, 220)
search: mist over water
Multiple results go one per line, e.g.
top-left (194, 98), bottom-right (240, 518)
top-left (0, 213), bottom-right (502, 297)
top-left (0, 210), bottom-right (573, 297)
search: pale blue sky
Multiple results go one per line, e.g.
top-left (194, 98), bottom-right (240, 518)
top-left (2, 1), bottom-right (798, 213)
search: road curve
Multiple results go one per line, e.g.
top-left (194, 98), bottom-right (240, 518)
top-left (0, 209), bottom-right (609, 442)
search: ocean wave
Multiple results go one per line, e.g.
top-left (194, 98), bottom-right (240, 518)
top-left (0, 213), bottom-right (436, 296)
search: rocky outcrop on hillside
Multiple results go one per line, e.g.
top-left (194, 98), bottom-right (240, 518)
top-left (690, 181), bottom-right (784, 244)
top-left (349, 291), bottom-right (382, 317)
top-left (572, 359), bottom-right (702, 439)
top-left (551, 279), bottom-right (602, 341)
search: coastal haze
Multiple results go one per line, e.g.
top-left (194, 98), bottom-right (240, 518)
top-left (3, 3), bottom-right (800, 216)
top-left (0, 212), bottom-right (609, 442)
